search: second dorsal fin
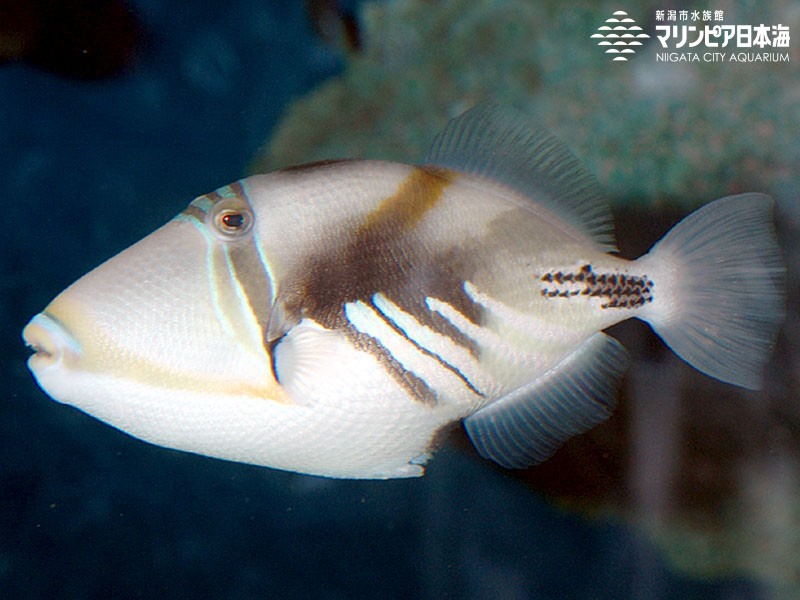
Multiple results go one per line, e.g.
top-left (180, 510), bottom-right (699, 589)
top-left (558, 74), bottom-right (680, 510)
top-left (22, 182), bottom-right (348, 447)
top-left (425, 104), bottom-right (616, 252)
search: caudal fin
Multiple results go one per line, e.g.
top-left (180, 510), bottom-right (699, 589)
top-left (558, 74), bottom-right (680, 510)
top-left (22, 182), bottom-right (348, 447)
top-left (638, 193), bottom-right (785, 390)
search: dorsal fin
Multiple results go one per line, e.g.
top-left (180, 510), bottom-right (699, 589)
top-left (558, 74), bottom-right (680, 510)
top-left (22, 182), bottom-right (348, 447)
top-left (425, 104), bottom-right (616, 252)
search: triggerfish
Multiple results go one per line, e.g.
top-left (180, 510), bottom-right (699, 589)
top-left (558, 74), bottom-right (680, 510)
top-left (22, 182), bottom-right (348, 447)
top-left (22, 106), bottom-right (785, 478)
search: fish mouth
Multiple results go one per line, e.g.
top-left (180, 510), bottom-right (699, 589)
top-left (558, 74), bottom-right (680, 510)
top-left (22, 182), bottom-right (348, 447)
top-left (22, 312), bottom-right (81, 370)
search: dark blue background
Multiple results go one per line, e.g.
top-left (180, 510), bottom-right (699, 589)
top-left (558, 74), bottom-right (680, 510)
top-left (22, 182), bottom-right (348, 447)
top-left (1, 2), bottom-right (763, 598)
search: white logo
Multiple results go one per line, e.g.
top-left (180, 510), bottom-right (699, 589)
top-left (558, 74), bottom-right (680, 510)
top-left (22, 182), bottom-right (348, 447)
top-left (652, 9), bottom-right (791, 62)
top-left (591, 10), bottom-right (651, 61)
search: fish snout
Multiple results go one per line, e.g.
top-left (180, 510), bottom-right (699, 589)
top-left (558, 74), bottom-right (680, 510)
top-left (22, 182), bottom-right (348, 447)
top-left (23, 313), bottom-right (81, 372)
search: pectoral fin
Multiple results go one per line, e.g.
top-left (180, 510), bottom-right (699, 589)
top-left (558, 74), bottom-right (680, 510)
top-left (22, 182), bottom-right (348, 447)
top-left (463, 332), bottom-right (628, 468)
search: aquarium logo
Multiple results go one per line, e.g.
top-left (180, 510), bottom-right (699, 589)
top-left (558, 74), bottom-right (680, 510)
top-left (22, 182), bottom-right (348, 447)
top-left (591, 10), bottom-right (650, 61)
top-left (653, 9), bottom-right (791, 63)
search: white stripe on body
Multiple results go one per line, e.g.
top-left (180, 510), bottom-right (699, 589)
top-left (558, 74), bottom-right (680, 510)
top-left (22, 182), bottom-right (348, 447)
top-left (344, 296), bottom-right (485, 405)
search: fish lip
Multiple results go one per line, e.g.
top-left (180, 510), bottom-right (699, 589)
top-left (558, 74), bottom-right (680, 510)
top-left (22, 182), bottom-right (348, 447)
top-left (22, 312), bottom-right (80, 370)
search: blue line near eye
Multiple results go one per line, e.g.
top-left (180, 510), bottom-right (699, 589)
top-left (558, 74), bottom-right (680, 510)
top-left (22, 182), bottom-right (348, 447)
top-left (215, 185), bottom-right (241, 200)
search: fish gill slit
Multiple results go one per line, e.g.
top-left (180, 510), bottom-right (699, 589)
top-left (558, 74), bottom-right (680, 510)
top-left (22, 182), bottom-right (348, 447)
top-left (268, 335), bottom-right (284, 383)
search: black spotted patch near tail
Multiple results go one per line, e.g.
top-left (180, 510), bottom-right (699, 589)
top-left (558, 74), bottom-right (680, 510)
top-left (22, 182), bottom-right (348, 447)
top-left (540, 264), bottom-right (654, 309)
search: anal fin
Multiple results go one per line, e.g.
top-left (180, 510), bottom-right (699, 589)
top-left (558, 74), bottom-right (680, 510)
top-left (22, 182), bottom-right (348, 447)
top-left (463, 332), bottom-right (628, 469)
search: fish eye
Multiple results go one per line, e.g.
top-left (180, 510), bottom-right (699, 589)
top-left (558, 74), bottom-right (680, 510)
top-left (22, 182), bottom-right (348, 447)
top-left (210, 205), bottom-right (254, 239)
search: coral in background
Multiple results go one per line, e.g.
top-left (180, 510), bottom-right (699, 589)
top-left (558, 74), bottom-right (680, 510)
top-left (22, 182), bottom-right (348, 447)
top-left (253, 0), bottom-right (546, 171)
top-left (253, 0), bottom-right (799, 212)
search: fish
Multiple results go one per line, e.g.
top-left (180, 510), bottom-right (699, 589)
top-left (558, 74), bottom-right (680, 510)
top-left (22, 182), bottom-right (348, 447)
top-left (22, 105), bottom-right (785, 479)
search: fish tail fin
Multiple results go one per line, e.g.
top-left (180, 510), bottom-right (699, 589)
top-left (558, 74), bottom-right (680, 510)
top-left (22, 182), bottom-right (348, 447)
top-left (637, 193), bottom-right (785, 390)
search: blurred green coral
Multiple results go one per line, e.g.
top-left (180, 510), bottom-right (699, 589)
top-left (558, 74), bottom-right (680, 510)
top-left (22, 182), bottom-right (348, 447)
top-left (253, 0), bottom-right (546, 168)
top-left (252, 0), bottom-right (799, 211)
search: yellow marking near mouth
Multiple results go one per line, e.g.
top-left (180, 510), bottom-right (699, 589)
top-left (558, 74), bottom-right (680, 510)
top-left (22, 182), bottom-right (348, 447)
top-left (42, 295), bottom-right (293, 404)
